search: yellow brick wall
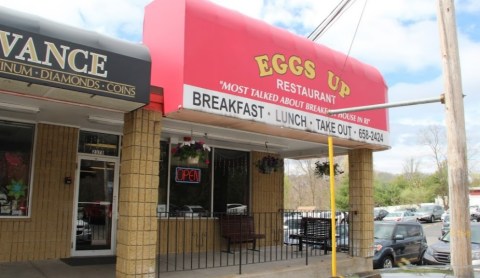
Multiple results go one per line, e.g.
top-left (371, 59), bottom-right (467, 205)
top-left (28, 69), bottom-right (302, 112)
top-left (348, 148), bottom-right (374, 258)
top-left (157, 218), bottom-right (221, 254)
top-left (116, 109), bottom-right (162, 277)
top-left (251, 151), bottom-right (284, 246)
top-left (251, 151), bottom-right (284, 213)
top-left (0, 124), bottom-right (77, 262)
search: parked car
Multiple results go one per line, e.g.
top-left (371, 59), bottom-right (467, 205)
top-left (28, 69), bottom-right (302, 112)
top-left (470, 205), bottom-right (480, 214)
top-left (302, 210), bottom-right (348, 224)
top-left (176, 205), bottom-right (209, 217)
top-left (422, 222), bottom-right (480, 265)
top-left (226, 203), bottom-right (247, 215)
top-left (441, 209), bottom-right (449, 221)
top-left (374, 208), bottom-right (389, 221)
top-left (415, 204), bottom-right (444, 223)
top-left (76, 219), bottom-right (91, 242)
top-left (332, 223), bottom-right (349, 251)
top-left (471, 210), bottom-right (480, 222)
top-left (405, 207), bottom-right (417, 213)
top-left (283, 211), bottom-right (302, 219)
top-left (346, 265), bottom-right (480, 277)
top-left (373, 221), bottom-right (427, 269)
top-left (283, 216), bottom-right (302, 245)
top-left (382, 210), bottom-right (417, 222)
top-left (441, 214), bottom-right (450, 236)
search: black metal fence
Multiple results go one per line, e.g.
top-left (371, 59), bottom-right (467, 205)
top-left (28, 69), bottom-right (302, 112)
top-left (156, 210), bottom-right (350, 276)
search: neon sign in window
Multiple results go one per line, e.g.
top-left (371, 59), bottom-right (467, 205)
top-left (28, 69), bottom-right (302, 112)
top-left (175, 167), bottom-right (201, 184)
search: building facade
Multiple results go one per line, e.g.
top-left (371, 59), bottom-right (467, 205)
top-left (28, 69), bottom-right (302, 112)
top-left (0, 1), bottom-right (388, 277)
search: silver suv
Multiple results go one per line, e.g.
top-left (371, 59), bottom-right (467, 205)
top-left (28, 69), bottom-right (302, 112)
top-left (415, 204), bottom-right (444, 223)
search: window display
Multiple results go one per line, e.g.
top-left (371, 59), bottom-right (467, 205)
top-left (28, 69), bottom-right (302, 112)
top-left (78, 131), bottom-right (119, 157)
top-left (0, 121), bottom-right (34, 217)
top-left (159, 142), bottom-right (249, 217)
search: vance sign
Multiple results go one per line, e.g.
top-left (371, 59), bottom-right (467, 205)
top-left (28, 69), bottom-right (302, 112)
top-left (0, 12), bottom-right (150, 105)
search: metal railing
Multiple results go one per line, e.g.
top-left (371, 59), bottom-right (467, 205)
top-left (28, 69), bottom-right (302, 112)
top-left (156, 210), bottom-right (350, 276)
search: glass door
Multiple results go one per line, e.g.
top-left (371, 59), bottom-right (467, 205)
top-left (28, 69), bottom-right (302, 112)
top-left (72, 155), bottom-right (119, 256)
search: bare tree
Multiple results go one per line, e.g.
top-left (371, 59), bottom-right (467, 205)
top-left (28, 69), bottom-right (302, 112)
top-left (419, 125), bottom-right (449, 208)
top-left (420, 125), bottom-right (447, 168)
top-left (297, 159), bottom-right (329, 208)
top-left (284, 158), bottom-right (331, 209)
top-left (284, 157), bottom-right (348, 210)
top-left (403, 157), bottom-right (420, 175)
top-left (402, 157), bottom-right (422, 188)
top-left (466, 139), bottom-right (480, 183)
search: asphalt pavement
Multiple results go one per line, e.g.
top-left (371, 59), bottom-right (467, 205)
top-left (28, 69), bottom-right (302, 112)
top-left (420, 220), bottom-right (443, 244)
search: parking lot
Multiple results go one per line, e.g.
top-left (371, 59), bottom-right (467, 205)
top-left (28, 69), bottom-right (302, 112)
top-left (421, 220), bottom-right (443, 244)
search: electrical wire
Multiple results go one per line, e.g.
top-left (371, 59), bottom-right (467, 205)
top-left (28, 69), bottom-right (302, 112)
top-left (341, 0), bottom-right (368, 71)
top-left (307, 0), bottom-right (355, 42)
top-left (307, 0), bottom-right (369, 74)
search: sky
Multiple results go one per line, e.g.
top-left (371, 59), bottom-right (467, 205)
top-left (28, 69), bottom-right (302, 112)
top-left (0, 0), bottom-right (478, 174)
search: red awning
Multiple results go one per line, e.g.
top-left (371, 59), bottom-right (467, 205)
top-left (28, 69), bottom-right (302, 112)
top-left (143, 0), bottom-right (389, 148)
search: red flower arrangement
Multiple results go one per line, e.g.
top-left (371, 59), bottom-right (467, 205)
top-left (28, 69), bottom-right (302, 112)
top-left (255, 155), bottom-right (282, 174)
top-left (172, 137), bottom-right (211, 164)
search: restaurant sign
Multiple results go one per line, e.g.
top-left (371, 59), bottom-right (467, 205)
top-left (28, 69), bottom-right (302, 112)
top-left (144, 0), bottom-right (390, 146)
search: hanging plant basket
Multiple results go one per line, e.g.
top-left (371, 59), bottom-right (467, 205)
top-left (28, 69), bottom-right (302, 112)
top-left (314, 161), bottom-right (344, 178)
top-left (172, 137), bottom-right (211, 164)
top-left (187, 156), bottom-right (200, 164)
top-left (255, 155), bottom-right (282, 174)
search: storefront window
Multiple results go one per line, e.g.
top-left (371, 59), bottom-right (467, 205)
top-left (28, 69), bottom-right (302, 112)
top-left (0, 121), bottom-right (35, 217)
top-left (78, 131), bottom-right (119, 157)
top-left (213, 148), bottom-right (249, 213)
top-left (169, 145), bottom-right (212, 216)
top-left (158, 142), bottom-right (249, 217)
top-left (158, 141), bottom-right (169, 213)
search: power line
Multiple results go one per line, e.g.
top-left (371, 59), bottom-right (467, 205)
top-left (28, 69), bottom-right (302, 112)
top-left (307, 0), bottom-right (355, 42)
top-left (341, 0), bottom-right (368, 71)
top-left (307, 0), bottom-right (370, 74)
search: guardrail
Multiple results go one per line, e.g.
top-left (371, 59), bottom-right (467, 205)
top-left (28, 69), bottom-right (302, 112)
top-left (156, 210), bottom-right (350, 276)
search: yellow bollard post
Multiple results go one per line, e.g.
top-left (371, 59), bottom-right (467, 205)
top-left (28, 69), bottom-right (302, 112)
top-left (328, 136), bottom-right (337, 277)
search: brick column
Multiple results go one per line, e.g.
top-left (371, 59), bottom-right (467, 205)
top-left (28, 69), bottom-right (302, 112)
top-left (348, 149), bottom-right (374, 259)
top-left (116, 109), bottom-right (162, 277)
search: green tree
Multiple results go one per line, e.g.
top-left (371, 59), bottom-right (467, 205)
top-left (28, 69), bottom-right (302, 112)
top-left (471, 173), bottom-right (480, 186)
top-left (373, 177), bottom-right (404, 206)
top-left (336, 175), bottom-right (349, 211)
top-left (423, 165), bottom-right (449, 205)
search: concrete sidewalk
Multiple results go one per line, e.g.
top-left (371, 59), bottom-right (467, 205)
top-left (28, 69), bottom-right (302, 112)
top-left (0, 259), bottom-right (115, 278)
top-left (0, 253), bottom-right (368, 278)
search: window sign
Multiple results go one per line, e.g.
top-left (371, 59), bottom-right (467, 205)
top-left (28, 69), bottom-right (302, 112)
top-left (0, 121), bottom-right (35, 217)
top-left (175, 167), bottom-right (201, 184)
top-left (161, 145), bottom-right (250, 217)
top-left (168, 143), bottom-right (212, 216)
top-left (78, 131), bottom-right (119, 157)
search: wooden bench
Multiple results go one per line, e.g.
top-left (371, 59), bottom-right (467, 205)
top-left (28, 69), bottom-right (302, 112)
top-left (289, 217), bottom-right (332, 254)
top-left (219, 215), bottom-right (265, 253)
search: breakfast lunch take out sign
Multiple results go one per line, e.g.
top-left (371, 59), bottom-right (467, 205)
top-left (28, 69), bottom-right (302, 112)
top-left (144, 0), bottom-right (389, 147)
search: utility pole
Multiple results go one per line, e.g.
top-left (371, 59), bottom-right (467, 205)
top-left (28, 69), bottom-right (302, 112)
top-left (325, 1), bottom-right (470, 274)
top-left (437, 0), bottom-right (471, 276)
